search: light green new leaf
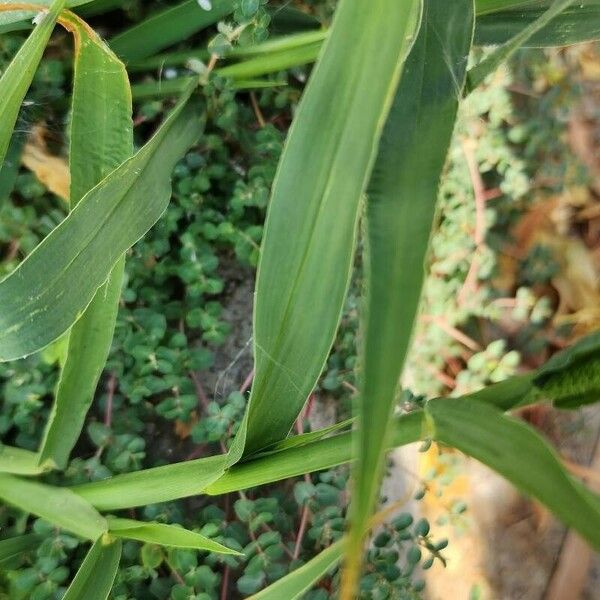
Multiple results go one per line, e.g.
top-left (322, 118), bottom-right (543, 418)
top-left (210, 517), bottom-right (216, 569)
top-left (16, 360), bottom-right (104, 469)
top-left (0, 0), bottom-right (64, 166)
top-left (107, 517), bottom-right (240, 555)
top-left (0, 85), bottom-right (202, 362)
top-left (73, 413), bottom-right (248, 510)
top-left (343, 1), bottom-right (474, 594)
top-left (248, 541), bottom-right (344, 600)
top-left (467, 0), bottom-right (575, 93)
top-left (110, 0), bottom-right (235, 62)
top-left (0, 534), bottom-right (41, 565)
top-left (127, 29), bottom-right (327, 73)
top-left (37, 11), bottom-right (133, 470)
top-left (0, 444), bottom-right (46, 475)
top-left (217, 42), bottom-right (322, 80)
top-left (243, 0), bottom-right (423, 456)
top-left (0, 473), bottom-right (107, 540)
top-left (475, 0), bottom-right (600, 47)
top-left (427, 398), bottom-right (600, 549)
top-left (129, 41), bottom-right (323, 101)
top-left (62, 536), bottom-right (121, 600)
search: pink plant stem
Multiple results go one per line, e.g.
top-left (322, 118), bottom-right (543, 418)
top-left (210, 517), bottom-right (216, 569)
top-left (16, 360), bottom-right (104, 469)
top-left (240, 368), bottom-right (255, 394)
top-left (220, 565), bottom-right (230, 600)
top-left (293, 504), bottom-right (310, 559)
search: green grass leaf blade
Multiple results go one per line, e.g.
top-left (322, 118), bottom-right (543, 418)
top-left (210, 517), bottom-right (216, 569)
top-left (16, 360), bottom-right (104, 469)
top-left (427, 398), bottom-right (600, 550)
top-left (0, 0), bottom-right (64, 166)
top-left (0, 445), bottom-right (46, 475)
top-left (243, 0), bottom-right (423, 456)
top-left (127, 30), bottom-right (327, 73)
top-left (0, 131), bottom-right (25, 200)
top-left (71, 412), bottom-right (424, 507)
top-left (474, 0), bottom-right (544, 14)
top-left (467, 0), bottom-right (575, 92)
top-left (342, 2), bottom-right (474, 595)
top-left (0, 474), bottom-right (107, 540)
top-left (248, 541), bottom-right (343, 599)
top-left (37, 12), bottom-right (133, 470)
top-left (207, 412), bottom-right (424, 496)
top-left (73, 413), bottom-right (248, 510)
top-left (107, 517), bottom-right (240, 555)
top-left (62, 536), bottom-right (121, 600)
top-left (109, 0), bottom-right (235, 62)
top-left (0, 534), bottom-right (42, 565)
top-left (0, 86), bottom-right (203, 362)
top-left (475, 1), bottom-right (600, 47)
top-left (217, 42), bottom-right (322, 80)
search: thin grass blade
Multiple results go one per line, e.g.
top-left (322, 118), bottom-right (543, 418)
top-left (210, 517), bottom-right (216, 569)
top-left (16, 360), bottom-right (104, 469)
top-left (107, 517), bottom-right (240, 554)
top-left (474, 0), bottom-right (544, 14)
top-left (0, 0), bottom-right (64, 165)
top-left (0, 473), bottom-right (107, 539)
top-left (0, 131), bottom-right (25, 200)
top-left (248, 541), bottom-right (344, 599)
top-left (0, 86), bottom-right (203, 362)
top-left (0, 534), bottom-right (41, 565)
top-left (0, 444), bottom-right (47, 475)
top-left (467, 0), bottom-right (575, 92)
top-left (37, 11), bottom-right (133, 469)
top-left (341, 2), bottom-right (474, 595)
top-left (209, 412), bottom-right (425, 496)
top-left (62, 536), bottom-right (121, 600)
top-left (427, 398), bottom-right (600, 549)
top-left (72, 412), bottom-right (248, 510)
top-left (109, 0), bottom-right (235, 62)
top-left (476, 1), bottom-right (600, 46)
top-left (243, 0), bottom-right (423, 456)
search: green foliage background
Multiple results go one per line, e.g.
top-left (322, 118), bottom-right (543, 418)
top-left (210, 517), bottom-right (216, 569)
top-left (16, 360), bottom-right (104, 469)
top-left (0, 1), bottom-right (595, 598)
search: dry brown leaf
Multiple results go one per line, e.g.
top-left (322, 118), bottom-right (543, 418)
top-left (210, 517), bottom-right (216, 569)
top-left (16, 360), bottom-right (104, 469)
top-left (174, 411), bottom-right (198, 440)
top-left (21, 125), bottom-right (70, 201)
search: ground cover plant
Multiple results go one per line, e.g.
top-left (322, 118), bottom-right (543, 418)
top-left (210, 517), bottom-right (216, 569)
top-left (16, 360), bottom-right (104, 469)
top-left (1, 0), bottom-right (600, 598)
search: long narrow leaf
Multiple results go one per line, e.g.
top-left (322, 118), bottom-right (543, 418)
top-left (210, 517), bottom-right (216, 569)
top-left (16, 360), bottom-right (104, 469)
top-left (209, 412), bottom-right (425, 496)
top-left (129, 42), bottom-right (323, 101)
top-left (73, 412), bottom-right (248, 510)
top-left (467, 0), bottom-right (575, 92)
top-left (475, 0), bottom-right (600, 46)
top-left (0, 444), bottom-right (46, 475)
top-left (342, 2), bottom-right (474, 596)
top-left (37, 11), bottom-right (133, 469)
top-left (109, 0), bottom-right (235, 62)
top-left (0, 86), bottom-right (203, 362)
top-left (0, 0), bottom-right (64, 165)
top-left (62, 536), bottom-right (121, 600)
top-left (0, 131), bottom-right (25, 200)
top-left (474, 0), bottom-right (543, 14)
top-left (427, 398), bottom-right (600, 549)
top-left (243, 0), bottom-right (423, 456)
top-left (107, 517), bottom-right (240, 555)
top-left (0, 534), bottom-right (41, 564)
top-left (71, 412), bottom-right (424, 507)
top-left (0, 473), bottom-right (107, 539)
top-left (248, 541), bottom-right (344, 600)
